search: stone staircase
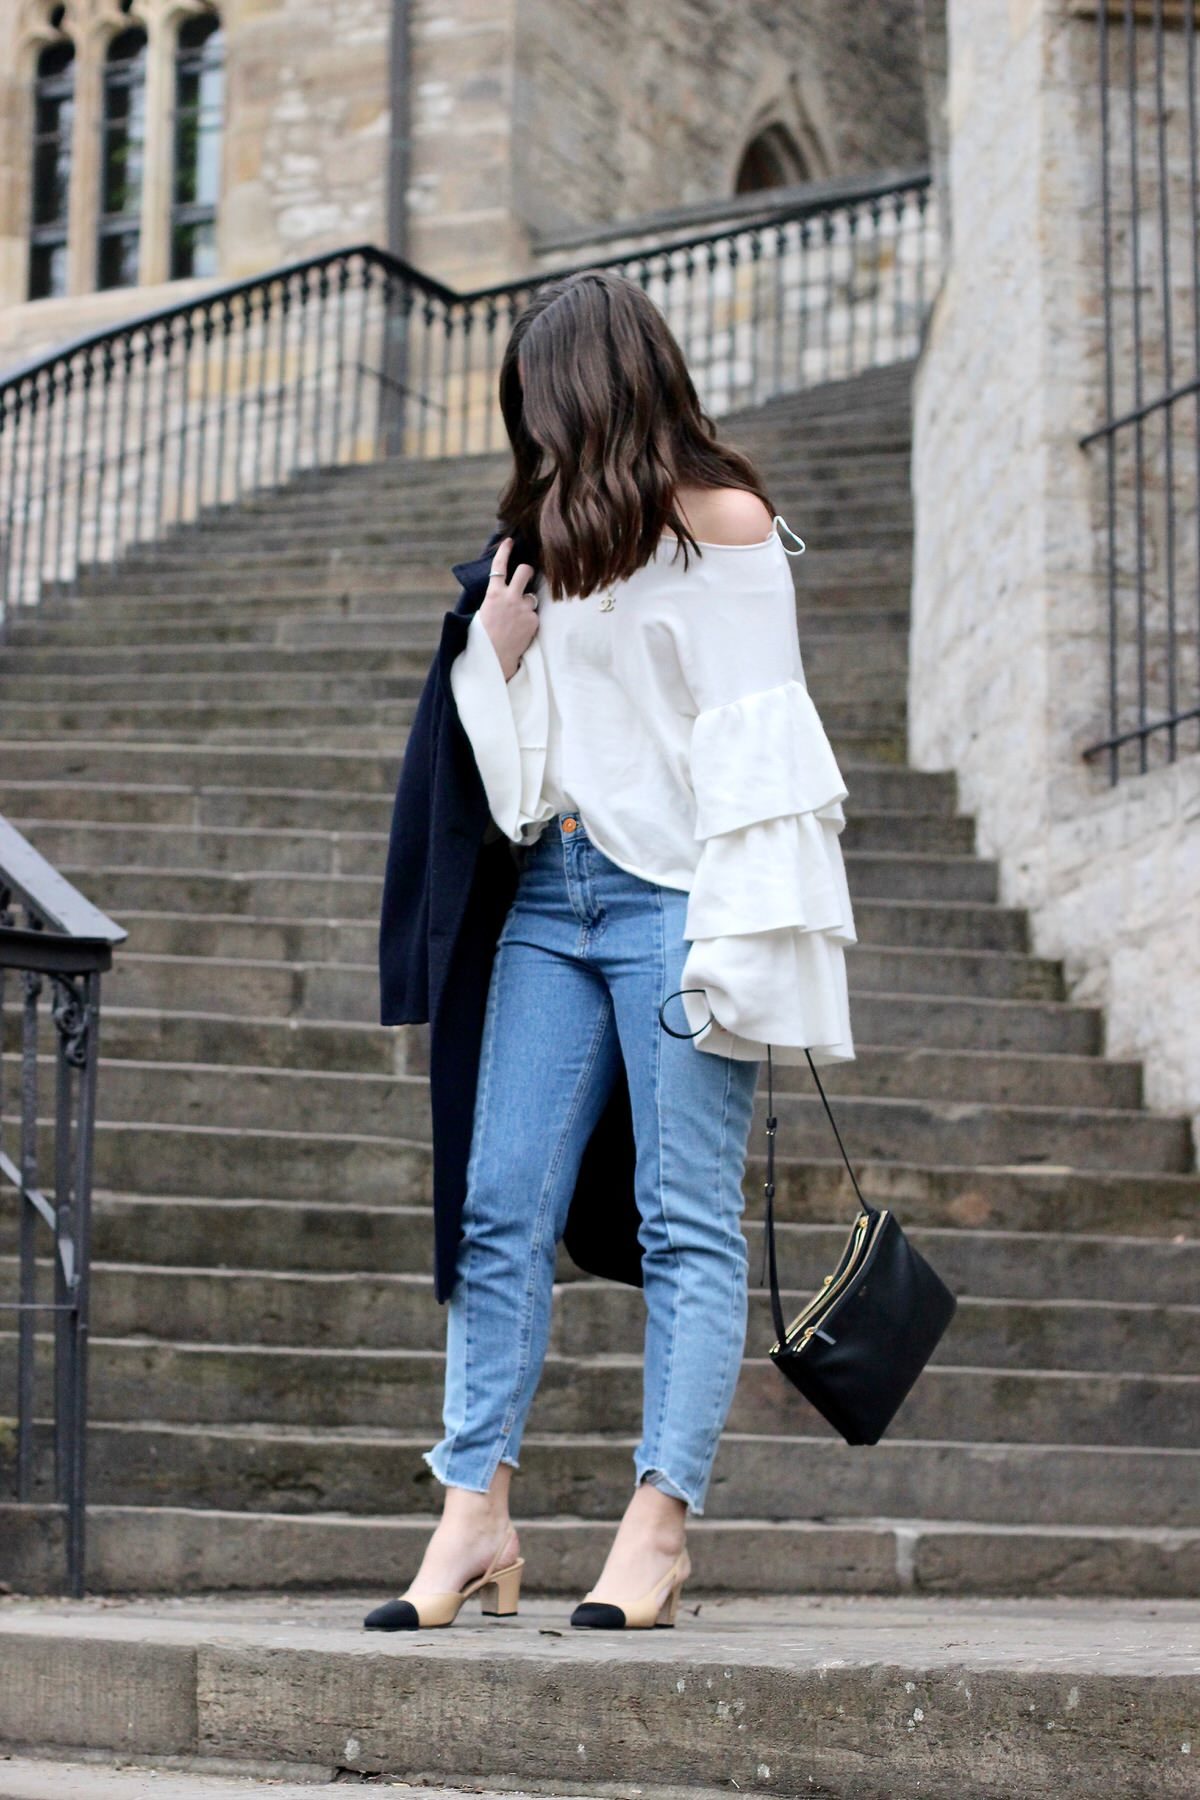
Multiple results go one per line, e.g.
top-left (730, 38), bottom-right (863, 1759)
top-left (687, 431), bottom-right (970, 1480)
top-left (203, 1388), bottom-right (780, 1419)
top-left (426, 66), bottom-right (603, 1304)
top-left (1, 361), bottom-right (1197, 1605)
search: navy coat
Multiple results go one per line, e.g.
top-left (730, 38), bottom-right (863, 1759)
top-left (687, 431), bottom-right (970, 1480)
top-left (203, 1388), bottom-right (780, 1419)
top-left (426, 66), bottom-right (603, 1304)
top-left (378, 521), bottom-right (645, 1304)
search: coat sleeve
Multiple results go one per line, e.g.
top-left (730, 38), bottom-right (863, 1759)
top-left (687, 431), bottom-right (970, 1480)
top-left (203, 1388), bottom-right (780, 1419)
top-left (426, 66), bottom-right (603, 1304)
top-left (378, 523), bottom-right (508, 1026)
top-left (447, 606), bottom-right (556, 843)
top-left (675, 547), bottom-right (858, 1065)
top-left (378, 645), bottom-right (439, 1025)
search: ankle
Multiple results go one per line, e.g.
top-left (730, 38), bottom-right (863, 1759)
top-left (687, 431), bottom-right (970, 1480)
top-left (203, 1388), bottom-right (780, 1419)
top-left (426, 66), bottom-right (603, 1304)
top-left (621, 1483), bottom-right (687, 1552)
top-left (438, 1488), bottom-right (514, 1547)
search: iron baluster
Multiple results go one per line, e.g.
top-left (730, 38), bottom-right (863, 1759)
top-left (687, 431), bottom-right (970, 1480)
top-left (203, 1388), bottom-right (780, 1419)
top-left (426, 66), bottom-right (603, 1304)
top-left (330, 257), bottom-right (351, 466)
top-left (349, 258), bottom-right (372, 464)
top-left (213, 297), bottom-right (234, 506)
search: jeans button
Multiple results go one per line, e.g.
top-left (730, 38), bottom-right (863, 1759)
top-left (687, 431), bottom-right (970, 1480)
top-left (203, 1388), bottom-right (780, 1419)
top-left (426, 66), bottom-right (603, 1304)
top-left (562, 816), bottom-right (578, 833)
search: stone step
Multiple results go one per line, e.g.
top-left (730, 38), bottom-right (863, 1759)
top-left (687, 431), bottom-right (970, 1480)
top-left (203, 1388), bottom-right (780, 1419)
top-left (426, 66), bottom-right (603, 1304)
top-left (0, 626), bottom-right (913, 682)
top-left (65, 544), bottom-right (913, 599)
top-left (0, 664), bottom-right (910, 707)
top-left (2, 1591), bottom-right (1194, 1798)
top-left (46, 574), bottom-right (916, 619)
top-left (0, 739), bottom-right (408, 793)
top-left (100, 892), bottom-right (1027, 965)
top-left (128, 495), bottom-right (905, 534)
top-left (0, 773), bottom-right (968, 844)
top-left (197, 456), bottom-right (914, 517)
top-left (10, 716), bottom-right (913, 761)
top-left (8, 602), bottom-right (915, 651)
top-left (160, 495), bottom-right (914, 548)
top-left (98, 889), bottom-right (1035, 958)
top-left (2, 1030), bottom-right (1148, 1127)
top-left (281, 430), bottom-right (913, 485)
top-left (10, 1065), bottom-right (1186, 1171)
top-left (3, 1503), bottom-right (1198, 1604)
top-left (550, 1282), bottom-right (1199, 1376)
top-left (108, 522), bottom-right (916, 568)
top-left (6, 1257), bottom-right (1188, 1373)
top-left (4, 793), bottom-right (973, 855)
top-left (57, 942), bottom-right (1074, 1025)
top-left (2, 1332), bottom-right (1196, 1444)
top-left (7, 1418), bottom-right (1196, 1527)
top-left (63, 946), bottom-right (1080, 1029)
top-left (65, 1123), bottom-right (1200, 1231)
top-left (11, 980), bottom-right (1107, 1070)
top-left (0, 741), bottom-right (958, 810)
top-left (6, 1193), bottom-right (1193, 1303)
top-left (0, 699), bottom-right (909, 745)
top-left (19, 828), bottom-right (998, 907)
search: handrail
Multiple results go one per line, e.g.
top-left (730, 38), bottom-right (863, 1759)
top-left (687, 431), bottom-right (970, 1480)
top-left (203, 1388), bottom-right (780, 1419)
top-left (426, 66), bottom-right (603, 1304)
top-left (0, 168), bottom-right (936, 632)
top-left (1, 814), bottom-right (125, 1597)
top-left (0, 245), bottom-right (460, 394)
top-left (530, 164), bottom-right (934, 256)
top-left (0, 814), bottom-right (127, 943)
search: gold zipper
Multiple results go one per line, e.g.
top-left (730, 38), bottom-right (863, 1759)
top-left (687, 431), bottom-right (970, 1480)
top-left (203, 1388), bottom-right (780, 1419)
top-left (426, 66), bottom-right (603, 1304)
top-left (770, 1211), bottom-right (878, 1355)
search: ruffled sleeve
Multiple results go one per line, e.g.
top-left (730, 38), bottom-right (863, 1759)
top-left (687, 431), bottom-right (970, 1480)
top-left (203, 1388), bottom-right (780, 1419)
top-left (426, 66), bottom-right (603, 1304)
top-left (448, 609), bottom-right (556, 843)
top-left (677, 552), bottom-right (858, 1066)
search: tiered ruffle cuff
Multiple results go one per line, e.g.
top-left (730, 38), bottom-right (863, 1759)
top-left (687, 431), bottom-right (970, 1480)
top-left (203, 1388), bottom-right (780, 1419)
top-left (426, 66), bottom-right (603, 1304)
top-left (679, 679), bottom-right (858, 1064)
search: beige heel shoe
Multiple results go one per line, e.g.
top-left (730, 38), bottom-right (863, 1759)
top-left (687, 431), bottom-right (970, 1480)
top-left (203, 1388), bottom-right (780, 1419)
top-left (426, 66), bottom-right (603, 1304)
top-left (570, 1549), bottom-right (690, 1630)
top-left (363, 1552), bottom-right (525, 1630)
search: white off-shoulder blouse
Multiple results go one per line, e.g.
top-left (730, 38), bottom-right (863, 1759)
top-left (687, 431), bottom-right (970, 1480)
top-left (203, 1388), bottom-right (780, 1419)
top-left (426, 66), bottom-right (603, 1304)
top-left (447, 514), bottom-right (858, 1065)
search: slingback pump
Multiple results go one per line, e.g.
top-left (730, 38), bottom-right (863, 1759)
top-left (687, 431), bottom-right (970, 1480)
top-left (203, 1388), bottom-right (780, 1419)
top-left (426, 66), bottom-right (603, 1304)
top-left (569, 1548), bottom-right (690, 1630)
top-left (363, 1551), bottom-right (525, 1630)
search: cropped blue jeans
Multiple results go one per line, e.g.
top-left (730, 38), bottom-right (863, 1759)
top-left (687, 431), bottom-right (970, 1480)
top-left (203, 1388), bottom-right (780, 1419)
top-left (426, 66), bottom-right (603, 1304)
top-left (423, 811), bottom-right (761, 1516)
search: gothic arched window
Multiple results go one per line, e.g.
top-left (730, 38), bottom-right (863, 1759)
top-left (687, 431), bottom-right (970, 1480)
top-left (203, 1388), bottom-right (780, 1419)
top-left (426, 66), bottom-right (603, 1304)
top-left (28, 33), bottom-right (75, 300)
top-left (735, 123), bottom-right (812, 195)
top-left (171, 13), bottom-right (224, 279)
top-left (98, 24), bottom-right (148, 289)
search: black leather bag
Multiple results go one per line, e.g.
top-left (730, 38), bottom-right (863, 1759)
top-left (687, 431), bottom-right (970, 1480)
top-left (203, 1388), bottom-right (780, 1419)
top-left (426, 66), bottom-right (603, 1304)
top-left (760, 1043), bottom-right (957, 1444)
top-left (660, 993), bottom-right (957, 1446)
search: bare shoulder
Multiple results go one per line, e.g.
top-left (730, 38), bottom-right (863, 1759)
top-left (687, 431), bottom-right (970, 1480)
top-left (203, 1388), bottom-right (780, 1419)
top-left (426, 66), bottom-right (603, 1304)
top-left (674, 485), bottom-right (775, 546)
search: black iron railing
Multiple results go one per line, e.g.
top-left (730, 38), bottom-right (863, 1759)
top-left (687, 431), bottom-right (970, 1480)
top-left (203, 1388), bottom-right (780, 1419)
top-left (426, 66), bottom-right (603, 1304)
top-left (0, 170), bottom-right (935, 634)
top-left (0, 815), bottom-right (125, 1596)
top-left (1079, 0), bottom-right (1200, 781)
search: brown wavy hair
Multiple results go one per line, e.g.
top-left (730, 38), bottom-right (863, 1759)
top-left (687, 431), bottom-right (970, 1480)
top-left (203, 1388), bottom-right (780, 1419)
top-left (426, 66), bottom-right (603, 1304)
top-left (494, 267), bottom-right (775, 602)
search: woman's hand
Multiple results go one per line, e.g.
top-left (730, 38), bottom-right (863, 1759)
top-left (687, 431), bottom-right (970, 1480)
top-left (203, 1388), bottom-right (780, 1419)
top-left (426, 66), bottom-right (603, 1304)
top-left (479, 536), bottom-right (539, 681)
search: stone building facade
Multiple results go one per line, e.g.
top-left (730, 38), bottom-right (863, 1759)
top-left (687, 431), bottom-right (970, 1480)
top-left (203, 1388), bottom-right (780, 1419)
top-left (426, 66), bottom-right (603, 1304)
top-left (0, 0), bottom-right (926, 367)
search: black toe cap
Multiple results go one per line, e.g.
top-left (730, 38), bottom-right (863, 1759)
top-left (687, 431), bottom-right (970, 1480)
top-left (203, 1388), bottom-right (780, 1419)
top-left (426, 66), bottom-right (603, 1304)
top-left (363, 1597), bottom-right (421, 1630)
top-left (570, 1601), bottom-right (628, 1629)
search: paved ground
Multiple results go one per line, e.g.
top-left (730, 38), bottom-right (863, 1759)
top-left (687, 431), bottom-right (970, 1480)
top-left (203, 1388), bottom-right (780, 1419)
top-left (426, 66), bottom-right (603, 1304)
top-left (3, 1588), bottom-right (1198, 1672)
top-left (0, 1758), bottom-right (604, 1800)
top-left (2, 1592), bottom-right (1198, 1798)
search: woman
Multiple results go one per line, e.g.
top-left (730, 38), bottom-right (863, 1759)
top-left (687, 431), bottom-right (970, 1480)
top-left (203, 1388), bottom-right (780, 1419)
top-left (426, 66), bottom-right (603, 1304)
top-left (368, 268), bottom-right (857, 1632)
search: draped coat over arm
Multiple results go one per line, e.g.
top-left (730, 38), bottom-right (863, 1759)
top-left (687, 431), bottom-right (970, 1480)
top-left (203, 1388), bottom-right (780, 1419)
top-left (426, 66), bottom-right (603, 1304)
top-left (378, 523), bottom-right (643, 1305)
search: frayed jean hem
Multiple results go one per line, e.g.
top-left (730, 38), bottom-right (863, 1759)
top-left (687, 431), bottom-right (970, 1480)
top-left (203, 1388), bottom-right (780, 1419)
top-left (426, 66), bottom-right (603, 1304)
top-left (422, 1445), bottom-right (521, 1493)
top-left (637, 1460), bottom-right (705, 1517)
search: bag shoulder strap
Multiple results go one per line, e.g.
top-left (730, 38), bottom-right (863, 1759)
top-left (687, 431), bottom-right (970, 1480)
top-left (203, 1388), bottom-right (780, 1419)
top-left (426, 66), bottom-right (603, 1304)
top-left (761, 1044), bottom-right (877, 1347)
top-left (656, 990), bottom-right (876, 1344)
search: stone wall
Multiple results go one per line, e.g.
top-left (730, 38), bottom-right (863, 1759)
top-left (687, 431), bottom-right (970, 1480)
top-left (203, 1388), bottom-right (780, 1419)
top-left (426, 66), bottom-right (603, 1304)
top-left (508, 0), bottom-right (927, 254)
top-left (909, 0), bottom-right (1200, 1154)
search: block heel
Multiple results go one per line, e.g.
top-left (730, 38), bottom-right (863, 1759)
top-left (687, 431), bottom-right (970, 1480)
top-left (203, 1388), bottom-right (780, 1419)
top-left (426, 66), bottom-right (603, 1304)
top-left (479, 1558), bottom-right (523, 1615)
